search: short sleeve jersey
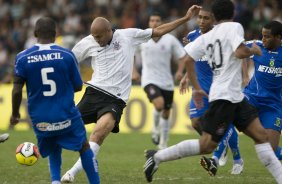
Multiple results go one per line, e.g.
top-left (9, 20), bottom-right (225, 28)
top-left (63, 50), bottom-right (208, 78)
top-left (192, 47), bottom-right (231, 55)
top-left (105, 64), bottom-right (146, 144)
top-left (185, 22), bottom-right (245, 103)
top-left (72, 28), bottom-right (153, 102)
top-left (14, 43), bottom-right (83, 136)
top-left (140, 34), bottom-right (186, 90)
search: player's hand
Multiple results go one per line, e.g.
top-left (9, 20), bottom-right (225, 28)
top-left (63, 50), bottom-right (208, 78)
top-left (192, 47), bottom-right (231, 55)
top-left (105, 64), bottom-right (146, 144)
top-left (251, 43), bottom-right (262, 56)
top-left (192, 89), bottom-right (208, 109)
top-left (175, 71), bottom-right (184, 82)
top-left (185, 5), bottom-right (202, 20)
top-left (10, 115), bottom-right (20, 125)
top-left (179, 76), bottom-right (189, 94)
top-left (182, 37), bottom-right (189, 45)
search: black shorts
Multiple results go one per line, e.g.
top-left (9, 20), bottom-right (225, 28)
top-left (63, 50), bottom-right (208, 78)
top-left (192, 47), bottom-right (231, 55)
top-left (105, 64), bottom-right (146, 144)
top-left (144, 84), bottom-right (174, 110)
top-left (200, 99), bottom-right (258, 142)
top-left (77, 87), bottom-right (126, 133)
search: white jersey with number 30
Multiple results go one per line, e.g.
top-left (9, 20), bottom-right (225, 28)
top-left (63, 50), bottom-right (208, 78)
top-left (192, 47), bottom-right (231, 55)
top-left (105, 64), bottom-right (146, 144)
top-left (185, 22), bottom-right (245, 103)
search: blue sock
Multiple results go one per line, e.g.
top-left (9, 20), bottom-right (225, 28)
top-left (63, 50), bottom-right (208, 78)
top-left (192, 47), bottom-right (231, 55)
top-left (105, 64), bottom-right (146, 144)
top-left (228, 125), bottom-right (242, 162)
top-left (80, 149), bottom-right (100, 184)
top-left (48, 146), bottom-right (62, 182)
top-left (275, 147), bottom-right (282, 160)
top-left (213, 128), bottom-right (230, 160)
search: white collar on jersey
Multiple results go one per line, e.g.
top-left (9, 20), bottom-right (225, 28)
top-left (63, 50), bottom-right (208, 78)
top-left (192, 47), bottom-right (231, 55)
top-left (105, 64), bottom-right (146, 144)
top-left (35, 43), bottom-right (56, 51)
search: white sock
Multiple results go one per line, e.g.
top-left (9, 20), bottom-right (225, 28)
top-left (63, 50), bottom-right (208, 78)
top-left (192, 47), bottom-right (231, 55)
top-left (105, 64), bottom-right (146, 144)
top-left (159, 117), bottom-right (170, 149)
top-left (152, 109), bottom-right (160, 134)
top-left (52, 181), bottom-right (61, 184)
top-left (154, 139), bottom-right (200, 164)
top-left (68, 141), bottom-right (100, 176)
top-left (89, 141), bottom-right (100, 157)
top-left (255, 143), bottom-right (282, 184)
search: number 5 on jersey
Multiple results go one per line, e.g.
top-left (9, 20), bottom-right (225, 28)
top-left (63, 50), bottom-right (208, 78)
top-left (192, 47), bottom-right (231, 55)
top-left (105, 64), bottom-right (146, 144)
top-left (41, 67), bottom-right (57, 96)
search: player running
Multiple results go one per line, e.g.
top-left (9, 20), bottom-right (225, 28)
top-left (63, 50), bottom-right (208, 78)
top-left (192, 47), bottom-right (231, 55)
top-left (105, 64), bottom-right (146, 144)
top-left (134, 12), bottom-right (186, 150)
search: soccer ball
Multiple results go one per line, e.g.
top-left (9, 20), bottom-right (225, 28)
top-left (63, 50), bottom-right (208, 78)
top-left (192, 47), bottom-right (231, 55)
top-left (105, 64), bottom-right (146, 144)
top-left (16, 142), bottom-right (40, 166)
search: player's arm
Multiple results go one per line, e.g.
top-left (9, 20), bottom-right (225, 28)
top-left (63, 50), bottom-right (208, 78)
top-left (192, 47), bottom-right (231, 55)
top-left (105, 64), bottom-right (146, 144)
top-left (69, 52), bottom-right (83, 92)
top-left (242, 58), bottom-right (249, 87)
top-left (152, 5), bottom-right (201, 37)
top-left (184, 55), bottom-right (208, 109)
top-left (10, 75), bottom-right (25, 125)
top-left (234, 42), bottom-right (262, 59)
top-left (175, 56), bottom-right (186, 81)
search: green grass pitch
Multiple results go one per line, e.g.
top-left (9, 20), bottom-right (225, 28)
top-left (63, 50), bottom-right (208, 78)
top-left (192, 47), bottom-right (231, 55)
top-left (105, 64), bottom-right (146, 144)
top-left (0, 130), bottom-right (279, 184)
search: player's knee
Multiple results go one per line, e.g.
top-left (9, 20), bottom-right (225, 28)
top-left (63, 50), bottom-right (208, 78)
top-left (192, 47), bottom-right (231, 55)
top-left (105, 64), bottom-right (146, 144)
top-left (155, 104), bottom-right (164, 112)
top-left (162, 110), bottom-right (170, 119)
top-left (79, 141), bottom-right (90, 154)
top-left (191, 120), bottom-right (202, 135)
top-left (199, 135), bottom-right (217, 154)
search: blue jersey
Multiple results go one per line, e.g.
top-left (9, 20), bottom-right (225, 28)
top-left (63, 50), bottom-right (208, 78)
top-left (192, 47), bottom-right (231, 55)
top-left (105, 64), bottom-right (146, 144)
top-left (187, 29), bottom-right (213, 118)
top-left (244, 40), bottom-right (282, 131)
top-left (15, 43), bottom-right (83, 137)
top-left (186, 28), bottom-right (213, 94)
top-left (245, 40), bottom-right (282, 104)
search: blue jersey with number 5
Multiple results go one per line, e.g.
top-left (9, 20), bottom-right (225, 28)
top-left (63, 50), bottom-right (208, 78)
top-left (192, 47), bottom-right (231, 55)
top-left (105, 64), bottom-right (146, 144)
top-left (14, 44), bottom-right (83, 135)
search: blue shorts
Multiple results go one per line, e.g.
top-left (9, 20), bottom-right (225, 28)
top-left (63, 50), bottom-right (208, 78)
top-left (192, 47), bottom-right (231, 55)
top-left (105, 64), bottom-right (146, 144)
top-left (245, 94), bottom-right (282, 132)
top-left (37, 118), bottom-right (87, 158)
top-left (189, 96), bottom-right (209, 119)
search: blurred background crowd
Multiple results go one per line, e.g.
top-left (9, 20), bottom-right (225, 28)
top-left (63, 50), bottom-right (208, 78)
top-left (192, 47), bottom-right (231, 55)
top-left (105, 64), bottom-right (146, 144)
top-left (0, 0), bottom-right (282, 84)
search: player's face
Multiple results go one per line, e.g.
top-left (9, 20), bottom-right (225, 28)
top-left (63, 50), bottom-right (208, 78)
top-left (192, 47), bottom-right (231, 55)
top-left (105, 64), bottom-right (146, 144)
top-left (262, 28), bottom-right (276, 49)
top-left (149, 15), bottom-right (162, 29)
top-left (92, 29), bottom-right (111, 47)
top-left (197, 10), bottom-right (214, 33)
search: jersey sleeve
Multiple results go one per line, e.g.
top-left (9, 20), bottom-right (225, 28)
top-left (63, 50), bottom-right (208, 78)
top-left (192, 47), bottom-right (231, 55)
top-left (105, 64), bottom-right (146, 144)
top-left (72, 36), bottom-right (91, 63)
top-left (67, 51), bottom-right (83, 89)
top-left (14, 55), bottom-right (26, 79)
top-left (230, 24), bottom-right (245, 52)
top-left (184, 35), bottom-right (205, 61)
top-left (123, 28), bottom-right (153, 46)
top-left (171, 36), bottom-right (186, 60)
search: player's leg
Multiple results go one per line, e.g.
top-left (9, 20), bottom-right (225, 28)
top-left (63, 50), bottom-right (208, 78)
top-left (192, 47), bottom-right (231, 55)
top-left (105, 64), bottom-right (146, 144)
top-left (227, 125), bottom-right (244, 174)
top-left (79, 141), bottom-right (100, 184)
top-left (62, 112), bottom-right (115, 182)
top-left (238, 100), bottom-right (282, 183)
top-left (258, 110), bottom-right (282, 160)
top-left (158, 89), bottom-right (173, 149)
top-left (60, 120), bottom-right (100, 183)
top-left (144, 84), bottom-right (164, 146)
top-left (144, 132), bottom-right (218, 182)
top-left (212, 127), bottom-right (230, 166)
top-left (49, 145), bottom-right (62, 184)
top-left (144, 100), bottom-right (233, 181)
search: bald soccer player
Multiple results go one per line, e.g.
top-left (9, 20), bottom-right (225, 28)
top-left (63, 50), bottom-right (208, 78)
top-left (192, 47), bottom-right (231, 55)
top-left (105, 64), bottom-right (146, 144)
top-left (61, 5), bottom-right (201, 183)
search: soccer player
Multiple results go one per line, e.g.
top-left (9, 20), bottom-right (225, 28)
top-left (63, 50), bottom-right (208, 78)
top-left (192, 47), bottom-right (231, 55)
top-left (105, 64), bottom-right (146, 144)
top-left (0, 133), bottom-right (9, 143)
top-left (135, 12), bottom-right (186, 150)
top-left (61, 5), bottom-right (201, 183)
top-left (244, 21), bottom-right (282, 160)
top-left (182, 6), bottom-right (244, 174)
top-left (10, 17), bottom-right (100, 184)
top-left (143, 0), bottom-right (282, 183)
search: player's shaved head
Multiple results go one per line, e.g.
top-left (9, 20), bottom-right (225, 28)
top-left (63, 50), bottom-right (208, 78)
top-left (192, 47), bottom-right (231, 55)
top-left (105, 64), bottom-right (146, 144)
top-left (34, 17), bottom-right (56, 40)
top-left (91, 17), bottom-right (113, 47)
top-left (91, 17), bottom-right (111, 33)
